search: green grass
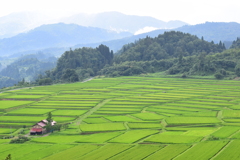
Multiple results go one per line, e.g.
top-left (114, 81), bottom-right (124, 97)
top-left (109, 129), bottom-right (159, 143)
top-left (128, 122), bottom-right (162, 129)
top-left (223, 118), bottom-right (240, 123)
top-left (33, 103), bottom-right (96, 106)
top-left (31, 135), bottom-right (84, 143)
top-left (182, 129), bottom-right (217, 137)
top-left (18, 144), bottom-right (75, 160)
top-left (0, 122), bottom-right (34, 127)
top-left (4, 95), bottom-right (47, 99)
top-left (80, 123), bottom-right (126, 132)
top-left (183, 111), bottom-right (218, 117)
top-left (99, 107), bottom-right (142, 112)
top-left (75, 132), bottom-right (124, 143)
top-left (213, 140), bottom-right (240, 160)
top-left (32, 132), bottom-right (123, 143)
top-left (0, 116), bottom-right (75, 123)
top-left (211, 126), bottom-right (239, 138)
top-left (28, 105), bottom-right (92, 110)
top-left (145, 144), bottom-right (191, 160)
top-left (51, 110), bottom-right (88, 116)
top-left (0, 144), bottom-right (52, 160)
top-left (41, 144), bottom-right (100, 160)
top-left (131, 112), bottom-right (165, 121)
top-left (0, 139), bottom-right (11, 144)
top-left (144, 134), bottom-right (202, 143)
top-left (104, 115), bottom-right (140, 122)
top-left (109, 144), bottom-right (163, 160)
top-left (222, 110), bottom-right (240, 118)
top-left (0, 101), bottom-right (34, 110)
top-left (166, 116), bottom-right (221, 126)
top-left (93, 111), bottom-right (135, 115)
top-left (79, 144), bottom-right (133, 160)
top-left (7, 108), bottom-right (55, 115)
top-left (83, 117), bottom-right (110, 123)
top-left (175, 141), bottom-right (228, 160)
top-left (0, 128), bottom-right (17, 134)
top-left (2, 76), bottom-right (240, 159)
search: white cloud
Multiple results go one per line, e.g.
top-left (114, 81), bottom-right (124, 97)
top-left (134, 27), bottom-right (160, 35)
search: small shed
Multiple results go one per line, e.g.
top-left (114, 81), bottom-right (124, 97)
top-left (30, 128), bottom-right (45, 135)
top-left (30, 120), bottom-right (56, 135)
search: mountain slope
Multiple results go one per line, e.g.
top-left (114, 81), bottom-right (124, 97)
top-left (78, 22), bottom-right (240, 52)
top-left (0, 11), bottom-right (54, 39)
top-left (114, 31), bottom-right (225, 63)
top-left (0, 53), bottom-right (57, 88)
top-left (0, 23), bottom-right (132, 56)
top-left (177, 22), bottom-right (240, 42)
top-left (60, 11), bottom-right (188, 34)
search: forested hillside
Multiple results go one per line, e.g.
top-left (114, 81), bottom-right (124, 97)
top-left (40, 44), bottom-right (113, 84)
top-left (38, 31), bottom-right (240, 85)
top-left (114, 31), bottom-right (225, 63)
top-left (102, 32), bottom-right (239, 78)
top-left (230, 38), bottom-right (240, 49)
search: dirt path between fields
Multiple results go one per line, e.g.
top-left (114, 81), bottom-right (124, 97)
top-left (0, 77), bottom-right (94, 94)
top-left (76, 99), bottom-right (111, 126)
top-left (82, 77), bottom-right (94, 83)
top-left (24, 132), bottom-right (51, 138)
top-left (0, 87), bottom-right (32, 94)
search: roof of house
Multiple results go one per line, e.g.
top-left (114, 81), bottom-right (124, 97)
top-left (30, 128), bottom-right (43, 133)
top-left (42, 120), bottom-right (48, 123)
top-left (32, 120), bottom-right (57, 127)
top-left (37, 122), bottom-right (47, 127)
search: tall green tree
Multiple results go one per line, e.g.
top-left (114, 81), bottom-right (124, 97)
top-left (5, 154), bottom-right (11, 160)
top-left (46, 112), bottom-right (52, 123)
top-left (235, 63), bottom-right (240, 76)
top-left (45, 112), bottom-right (53, 133)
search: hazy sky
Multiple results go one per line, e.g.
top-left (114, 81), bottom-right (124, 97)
top-left (0, 0), bottom-right (239, 24)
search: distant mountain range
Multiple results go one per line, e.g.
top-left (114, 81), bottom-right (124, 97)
top-left (1, 13), bottom-right (240, 59)
top-left (0, 23), bottom-right (132, 56)
top-left (0, 11), bottom-right (188, 39)
top-left (0, 12), bottom-right (55, 39)
top-left (60, 11), bottom-right (188, 34)
top-left (73, 22), bottom-right (240, 52)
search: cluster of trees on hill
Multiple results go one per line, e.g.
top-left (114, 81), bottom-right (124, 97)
top-left (167, 49), bottom-right (240, 78)
top-left (114, 31), bottom-right (225, 63)
top-left (38, 31), bottom-right (240, 84)
top-left (230, 38), bottom-right (240, 49)
top-left (38, 44), bottom-right (113, 84)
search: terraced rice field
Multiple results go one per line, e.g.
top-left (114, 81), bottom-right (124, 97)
top-left (1, 76), bottom-right (240, 159)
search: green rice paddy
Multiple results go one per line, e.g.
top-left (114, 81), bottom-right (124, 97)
top-left (1, 76), bottom-right (240, 159)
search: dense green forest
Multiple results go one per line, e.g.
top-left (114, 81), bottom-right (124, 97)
top-left (114, 31), bottom-right (225, 63)
top-left (39, 44), bottom-right (113, 84)
top-left (31, 31), bottom-right (240, 85)
top-left (230, 38), bottom-right (240, 49)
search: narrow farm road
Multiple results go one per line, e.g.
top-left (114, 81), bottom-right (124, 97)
top-left (0, 77), bottom-right (94, 94)
top-left (24, 132), bottom-right (51, 138)
top-left (75, 99), bottom-right (111, 126)
top-left (81, 77), bottom-right (94, 83)
top-left (0, 87), bottom-right (32, 94)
